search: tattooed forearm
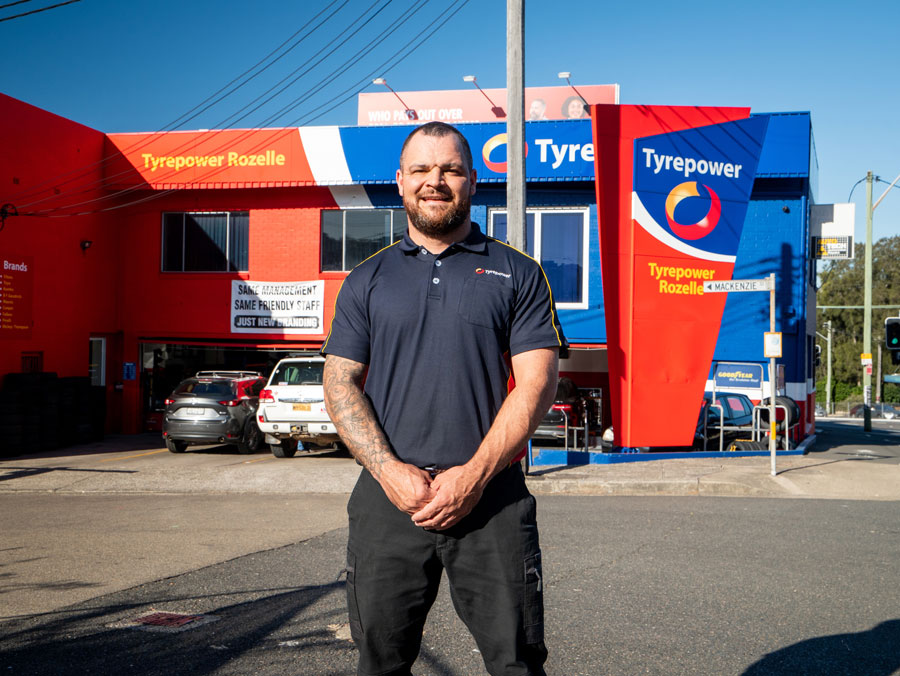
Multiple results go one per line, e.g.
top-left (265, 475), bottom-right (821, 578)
top-left (323, 355), bottom-right (398, 480)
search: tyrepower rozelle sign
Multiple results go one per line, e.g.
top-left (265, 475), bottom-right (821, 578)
top-left (592, 104), bottom-right (769, 448)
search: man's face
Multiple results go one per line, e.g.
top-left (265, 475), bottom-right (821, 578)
top-left (529, 100), bottom-right (545, 119)
top-left (396, 132), bottom-right (476, 238)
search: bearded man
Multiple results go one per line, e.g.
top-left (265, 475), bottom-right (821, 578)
top-left (322, 121), bottom-right (563, 676)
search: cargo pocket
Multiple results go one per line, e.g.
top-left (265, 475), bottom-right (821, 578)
top-left (345, 550), bottom-right (363, 640)
top-left (523, 550), bottom-right (544, 644)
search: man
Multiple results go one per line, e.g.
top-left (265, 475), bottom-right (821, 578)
top-left (528, 98), bottom-right (548, 120)
top-left (322, 121), bottom-right (563, 676)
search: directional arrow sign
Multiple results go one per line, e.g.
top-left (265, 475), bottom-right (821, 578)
top-left (703, 278), bottom-right (774, 293)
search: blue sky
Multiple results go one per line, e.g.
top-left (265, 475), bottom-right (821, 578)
top-left (2, 0), bottom-right (898, 243)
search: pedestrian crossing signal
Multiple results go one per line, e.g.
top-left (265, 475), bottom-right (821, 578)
top-left (886, 317), bottom-right (900, 350)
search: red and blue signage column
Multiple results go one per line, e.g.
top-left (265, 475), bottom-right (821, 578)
top-left (591, 104), bottom-right (769, 448)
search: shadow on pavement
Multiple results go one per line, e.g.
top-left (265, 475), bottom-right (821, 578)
top-left (0, 582), bottom-right (353, 675)
top-left (742, 619), bottom-right (900, 675)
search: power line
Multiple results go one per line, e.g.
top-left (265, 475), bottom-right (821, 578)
top-left (7, 0), bottom-right (351, 208)
top-left (0, 0), bottom-right (80, 23)
top-left (0, 0), bottom-right (35, 10)
top-left (17, 0), bottom-right (473, 217)
top-left (19, 0), bottom-right (427, 213)
top-left (19, 0), bottom-right (412, 214)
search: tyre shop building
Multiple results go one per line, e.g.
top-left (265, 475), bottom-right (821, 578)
top-left (0, 89), bottom-right (819, 449)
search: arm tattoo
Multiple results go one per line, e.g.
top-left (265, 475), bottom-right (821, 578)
top-left (323, 355), bottom-right (397, 479)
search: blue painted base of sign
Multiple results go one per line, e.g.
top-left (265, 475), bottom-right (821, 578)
top-left (530, 447), bottom-right (805, 466)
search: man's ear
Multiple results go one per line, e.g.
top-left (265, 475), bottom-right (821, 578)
top-left (469, 169), bottom-right (477, 196)
top-left (396, 168), bottom-right (404, 196)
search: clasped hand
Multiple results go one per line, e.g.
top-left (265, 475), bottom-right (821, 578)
top-left (380, 463), bottom-right (483, 531)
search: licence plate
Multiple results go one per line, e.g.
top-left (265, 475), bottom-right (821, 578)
top-left (293, 403), bottom-right (311, 411)
top-left (185, 407), bottom-right (205, 416)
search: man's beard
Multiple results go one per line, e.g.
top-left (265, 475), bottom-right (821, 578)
top-left (404, 191), bottom-right (471, 238)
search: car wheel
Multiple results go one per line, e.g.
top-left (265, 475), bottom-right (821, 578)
top-left (238, 419), bottom-right (263, 454)
top-left (270, 440), bottom-right (297, 458)
top-left (166, 437), bottom-right (187, 453)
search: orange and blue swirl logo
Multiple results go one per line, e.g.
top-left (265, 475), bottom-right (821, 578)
top-left (664, 181), bottom-right (721, 240)
top-left (482, 133), bottom-right (528, 173)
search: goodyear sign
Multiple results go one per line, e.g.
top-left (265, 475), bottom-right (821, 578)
top-left (714, 363), bottom-right (763, 389)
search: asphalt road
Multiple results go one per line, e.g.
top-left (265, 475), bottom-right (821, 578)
top-left (1, 496), bottom-right (898, 676)
top-left (812, 418), bottom-right (900, 465)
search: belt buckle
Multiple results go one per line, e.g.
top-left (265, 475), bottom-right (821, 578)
top-left (423, 464), bottom-right (443, 479)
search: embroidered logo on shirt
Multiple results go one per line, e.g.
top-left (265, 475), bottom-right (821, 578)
top-left (475, 268), bottom-right (511, 279)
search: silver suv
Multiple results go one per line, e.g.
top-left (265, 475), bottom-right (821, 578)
top-left (257, 356), bottom-right (340, 457)
top-left (162, 371), bottom-right (265, 453)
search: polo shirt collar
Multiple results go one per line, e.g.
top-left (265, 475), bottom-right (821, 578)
top-left (399, 223), bottom-right (488, 255)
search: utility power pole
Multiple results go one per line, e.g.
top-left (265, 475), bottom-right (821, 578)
top-left (506, 0), bottom-right (526, 253)
top-left (826, 320), bottom-right (833, 414)
top-left (877, 344), bottom-right (882, 403)
top-left (863, 172), bottom-right (873, 431)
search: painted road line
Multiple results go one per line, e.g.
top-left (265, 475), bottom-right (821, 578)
top-left (243, 456), bottom-right (274, 464)
top-left (99, 449), bottom-right (169, 463)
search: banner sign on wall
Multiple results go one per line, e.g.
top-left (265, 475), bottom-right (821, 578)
top-left (357, 85), bottom-right (618, 126)
top-left (0, 254), bottom-right (33, 339)
top-left (714, 363), bottom-right (763, 389)
top-left (230, 280), bottom-right (324, 334)
top-left (592, 104), bottom-right (769, 448)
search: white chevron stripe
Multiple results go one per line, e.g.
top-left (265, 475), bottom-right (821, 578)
top-left (297, 127), bottom-right (352, 184)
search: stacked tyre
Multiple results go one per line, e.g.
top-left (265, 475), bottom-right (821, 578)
top-left (0, 386), bottom-right (25, 457)
top-left (757, 396), bottom-right (800, 431)
top-left (0, 373), bottom-right (105, 458)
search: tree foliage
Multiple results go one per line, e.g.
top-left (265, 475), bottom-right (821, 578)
top-left (816, 235), bottom-right (900, 391)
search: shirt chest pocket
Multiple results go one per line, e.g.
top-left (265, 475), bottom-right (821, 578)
top-left (458, 277), bottom-right (515, 330)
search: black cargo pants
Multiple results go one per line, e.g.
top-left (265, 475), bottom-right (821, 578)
top-left (345, 463), bottom-right (547, 676)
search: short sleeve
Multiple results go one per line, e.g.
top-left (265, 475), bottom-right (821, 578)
top-left (509, 260), bottom-right (565, 356)
top-left (320, 274), bottom-right (371, 364)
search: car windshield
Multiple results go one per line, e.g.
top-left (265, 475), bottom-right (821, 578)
top-left (271, 362), bottom-right (324, 386)
top-left (174, 380), bottom-right (235, 398)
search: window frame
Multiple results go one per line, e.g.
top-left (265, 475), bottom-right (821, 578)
top-left (320, 208), bottom-right (408, 272)
top-left (160, 211), bottom-right (250, 273)
top-left (488, 207), bottom-right (590, 309)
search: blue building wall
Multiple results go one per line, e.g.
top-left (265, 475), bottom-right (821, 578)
top-left (355, 113), bottom-right (815, 374)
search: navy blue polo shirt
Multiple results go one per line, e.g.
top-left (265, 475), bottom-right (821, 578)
top-left (321, 223), bottom-right (563, 468)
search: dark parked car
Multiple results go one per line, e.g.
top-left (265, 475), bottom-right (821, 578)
top-left (162, 371), bottom-right (266, 453)
top-left (849, 403), bottom-right (898, 419)
top-left (532, 377), bottom-right (586, 443)
top-left (600, 391), bottom-right (761, 451)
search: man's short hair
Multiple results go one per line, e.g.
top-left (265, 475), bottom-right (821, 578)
top-left (399, 122), bottom-right (473, 173)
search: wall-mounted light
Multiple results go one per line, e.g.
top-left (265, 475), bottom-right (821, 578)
top-left (372, 77), bottom-right (417, 121)
top-left (462, 75), bottom-right (505, 118)
top-left (80, 239), bottom-right (93, 251)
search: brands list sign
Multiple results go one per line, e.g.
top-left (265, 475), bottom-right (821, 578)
top-left (1, 254), bottom-right (33, 339)
top-left (230, 280), bottom-right (324, 334)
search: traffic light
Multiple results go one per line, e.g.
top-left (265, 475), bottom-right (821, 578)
top-left (814, 344), bottom-right (821, 367)
top-left (886, 317), bottom-right (900, 350)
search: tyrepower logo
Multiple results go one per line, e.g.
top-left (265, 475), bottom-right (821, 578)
top-left (475, 267), bottom-right (511, 279)
top-left (481, 133), bottom-right (593, 173)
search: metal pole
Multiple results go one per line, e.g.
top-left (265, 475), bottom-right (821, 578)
top-left (769, 273), bottom-right (777, 476)
top-left (506, 0), bottom-right (526, 253)
top-left (863, 171), bottom-right (873, 431)
top-left (826, 320), bottom-right (833, 415)
top-left (877, 343), bottom-right (882, 403)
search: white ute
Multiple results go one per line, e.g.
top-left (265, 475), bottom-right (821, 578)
top-left (257, 356), bottom-right (341, 457)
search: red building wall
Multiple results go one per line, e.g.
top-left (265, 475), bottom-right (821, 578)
top-left (0, 95), bottom-right (119, 402)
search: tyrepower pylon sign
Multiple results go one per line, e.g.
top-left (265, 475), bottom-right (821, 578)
top-left (591, 104), bottom-right (769, 448)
